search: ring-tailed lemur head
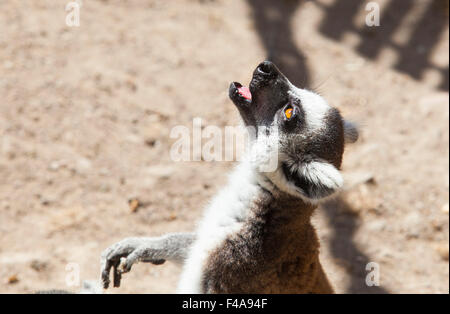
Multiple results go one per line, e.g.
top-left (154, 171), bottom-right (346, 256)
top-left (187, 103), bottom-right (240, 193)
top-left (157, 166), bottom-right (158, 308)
top-left (229, 61), bottom-right (358, 203)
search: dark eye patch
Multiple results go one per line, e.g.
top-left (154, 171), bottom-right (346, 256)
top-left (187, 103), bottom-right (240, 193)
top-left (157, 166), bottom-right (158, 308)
top-left (280, 101), bottom-right (305, 132)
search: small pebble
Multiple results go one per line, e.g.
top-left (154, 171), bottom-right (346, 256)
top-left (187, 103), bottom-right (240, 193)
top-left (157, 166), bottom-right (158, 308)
top-left (168, 212), bottom-right (177, 221)
top-left (128, 198), bottom-right (140, 213)
top-left (6, 274), bottom-right (19, 284)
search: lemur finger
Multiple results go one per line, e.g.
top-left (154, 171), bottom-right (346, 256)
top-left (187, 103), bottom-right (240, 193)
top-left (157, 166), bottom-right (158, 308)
top-left (101, 249), bottom-right (123, 289)
top-left (101, 258), bottom-right (113, 289)
top-left (102, 258), bottom-right (121, 289)
top-left (119, 248), bottom-right (166, 274)
top-left (118, 253), bottom-right (138, 274)
top-left (118, 257), bottom-right (131, 274)
top-left (119, 247), bottom-right (150, 273)
top-left (113, 262), bottom-right (122, 288)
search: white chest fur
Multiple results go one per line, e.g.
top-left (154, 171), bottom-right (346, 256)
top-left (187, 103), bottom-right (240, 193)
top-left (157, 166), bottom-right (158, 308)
top-left (176, 162), bottom-right (261, 293)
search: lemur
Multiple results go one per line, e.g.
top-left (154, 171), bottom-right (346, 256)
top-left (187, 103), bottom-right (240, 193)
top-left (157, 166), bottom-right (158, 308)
top-left (100, 61), bottom-right (359, 293)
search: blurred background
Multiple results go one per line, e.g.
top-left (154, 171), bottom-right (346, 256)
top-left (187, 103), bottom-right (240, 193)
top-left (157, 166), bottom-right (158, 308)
top-left (0, 0), bottom-right (448, 293)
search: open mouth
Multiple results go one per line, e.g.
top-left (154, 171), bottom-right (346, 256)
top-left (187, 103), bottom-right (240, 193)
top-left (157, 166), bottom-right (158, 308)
top-left (229, 62), bottom-right (278, 108)
top-left (229, 81), bottom-right (255, 126)
top-left (237, 84), bottom-right (252, 101)
top-left (229, 82), bottom-right (252, 105)
top-left (229, 61), bottom-right (291, 127)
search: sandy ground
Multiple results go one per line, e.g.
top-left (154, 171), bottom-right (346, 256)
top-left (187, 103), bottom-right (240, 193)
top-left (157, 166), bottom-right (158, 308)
top-left (0, 0), bottom-right (448, 294)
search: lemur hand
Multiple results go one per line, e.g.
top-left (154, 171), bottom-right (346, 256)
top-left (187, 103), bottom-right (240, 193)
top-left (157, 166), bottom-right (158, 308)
top-left (100, 238), bottom-right (165, 289)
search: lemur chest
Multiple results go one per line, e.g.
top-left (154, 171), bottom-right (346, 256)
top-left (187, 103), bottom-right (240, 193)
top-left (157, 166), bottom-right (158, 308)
top-left (201, 220), bottom-right (322, 293)
top-left (184, 189), bottom-right (320, 293)
top-left (177, 180), bottom-right (264, 293)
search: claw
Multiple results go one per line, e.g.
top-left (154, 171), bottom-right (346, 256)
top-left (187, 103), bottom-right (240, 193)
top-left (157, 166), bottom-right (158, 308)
top-left (118, 257), bottom-right (128, 274)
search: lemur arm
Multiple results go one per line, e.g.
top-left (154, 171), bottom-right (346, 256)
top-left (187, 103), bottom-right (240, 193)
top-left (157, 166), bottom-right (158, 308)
top-left (100, 232), bottom-right (196, 289)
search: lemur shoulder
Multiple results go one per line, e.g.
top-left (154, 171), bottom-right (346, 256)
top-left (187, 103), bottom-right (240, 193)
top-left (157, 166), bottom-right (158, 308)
top-left (101, 61), bottom-right (359, 294)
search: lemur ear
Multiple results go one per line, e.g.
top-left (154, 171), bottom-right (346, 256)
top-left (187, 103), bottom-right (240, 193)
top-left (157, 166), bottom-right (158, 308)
top-left (343, 120), bottom-right (359, 144)
top-left (282, 161), bottom-right (343, 201)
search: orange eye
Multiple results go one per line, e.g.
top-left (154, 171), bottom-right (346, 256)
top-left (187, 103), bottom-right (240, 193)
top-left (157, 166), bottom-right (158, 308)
top-left (285, 108), bottom-right (293, 119)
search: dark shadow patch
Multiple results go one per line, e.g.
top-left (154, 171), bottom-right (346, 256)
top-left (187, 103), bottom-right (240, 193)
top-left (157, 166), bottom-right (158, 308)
top-left (319, 0), bottom-right (449, 91)
top-left (247, 0), bottom-right (309, 88)
top-left (322, 197), bottom-right (389, 294)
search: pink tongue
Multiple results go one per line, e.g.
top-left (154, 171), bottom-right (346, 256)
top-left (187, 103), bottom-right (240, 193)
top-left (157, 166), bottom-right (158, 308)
top-left (238, 86), bottom-right (252, 100)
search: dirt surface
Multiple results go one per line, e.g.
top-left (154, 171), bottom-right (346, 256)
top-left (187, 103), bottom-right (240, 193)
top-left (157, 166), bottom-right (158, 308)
top-left (0, 0), bottom-right (448, 294)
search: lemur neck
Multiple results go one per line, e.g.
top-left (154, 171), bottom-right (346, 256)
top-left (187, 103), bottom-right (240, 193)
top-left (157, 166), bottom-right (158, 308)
top-left (252, 170), bottom-right (317, 223)
top-left (227, 160), bottom-right (317, 228)
top-left (227, 171), bottom-right (316, 243)
top-left (252, 183), bottom-right (317, 230)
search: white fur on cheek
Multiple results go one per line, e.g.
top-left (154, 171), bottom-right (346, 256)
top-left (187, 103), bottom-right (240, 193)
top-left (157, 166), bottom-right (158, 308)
top-left (267, 159), bottom-right (343, 204)
top-left (300, 161), bottom-right (343, 191)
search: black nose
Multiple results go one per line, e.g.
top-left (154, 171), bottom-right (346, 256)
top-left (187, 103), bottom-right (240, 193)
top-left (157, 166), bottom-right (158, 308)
top-left (256, 61), bottom-right (276, 76)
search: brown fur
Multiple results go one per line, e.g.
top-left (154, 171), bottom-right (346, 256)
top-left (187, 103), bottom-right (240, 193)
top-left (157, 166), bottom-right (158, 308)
top-left (202, 187), bottom-right (334, 294)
